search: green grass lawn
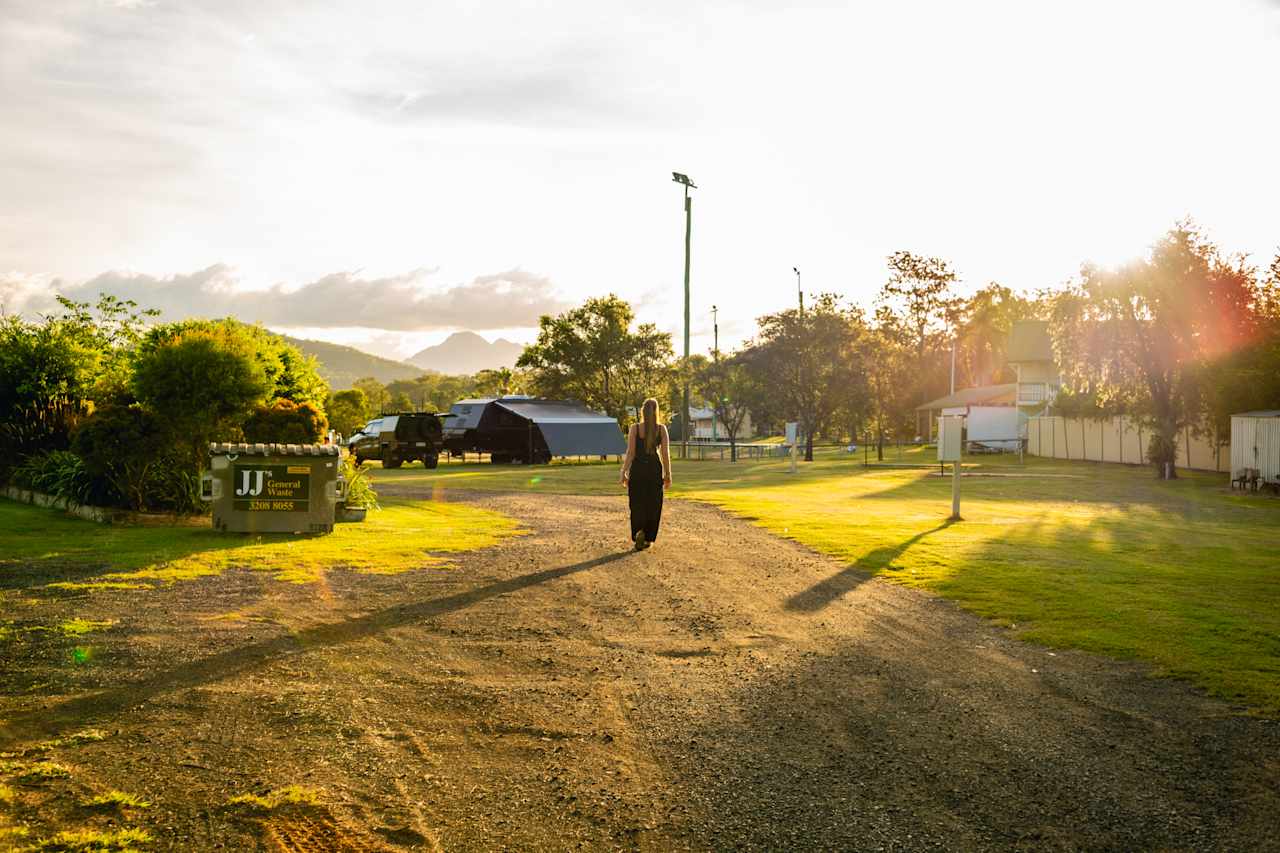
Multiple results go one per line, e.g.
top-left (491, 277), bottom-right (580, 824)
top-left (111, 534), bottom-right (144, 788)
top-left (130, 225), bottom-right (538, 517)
top-left (0, 498), bottom-right (524, 589)
top-left (377, 449), bottom-right (1280, 714)
top-left (3, 448), bottom-right (1277, 714)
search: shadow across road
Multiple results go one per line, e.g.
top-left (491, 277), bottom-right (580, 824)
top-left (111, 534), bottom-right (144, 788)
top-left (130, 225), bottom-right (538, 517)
top-left (0, 550), bottom-right (634, 749)
top-left (783, 521), bottom-right (952, 613)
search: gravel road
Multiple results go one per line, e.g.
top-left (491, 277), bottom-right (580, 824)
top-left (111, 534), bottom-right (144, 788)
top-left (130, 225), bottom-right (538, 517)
top-left (1, 490), bottom-right (1276, 851)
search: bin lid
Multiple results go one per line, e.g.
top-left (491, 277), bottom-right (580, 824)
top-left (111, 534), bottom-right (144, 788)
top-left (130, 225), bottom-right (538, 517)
top-left (209, 442), bottom-right (341, 457)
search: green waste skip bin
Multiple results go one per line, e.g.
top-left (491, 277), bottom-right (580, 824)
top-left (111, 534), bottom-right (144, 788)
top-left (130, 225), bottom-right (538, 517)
top-left (201, 443), bottom-right (345, 534)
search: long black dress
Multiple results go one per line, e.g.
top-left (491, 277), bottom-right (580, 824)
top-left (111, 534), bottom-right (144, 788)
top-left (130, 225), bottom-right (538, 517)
top-left (628, 426), bottom-right (664, 543)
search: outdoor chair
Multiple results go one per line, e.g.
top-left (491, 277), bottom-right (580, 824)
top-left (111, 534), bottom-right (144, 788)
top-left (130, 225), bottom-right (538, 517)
top-left (1231, 469), bottom-right (1250, 490)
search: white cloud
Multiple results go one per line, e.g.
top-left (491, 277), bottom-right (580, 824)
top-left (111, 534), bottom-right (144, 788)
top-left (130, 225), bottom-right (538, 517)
top-left (42, 264), bottom-right (571, 331)
top-left (0, 271), bottom-right (58, 316)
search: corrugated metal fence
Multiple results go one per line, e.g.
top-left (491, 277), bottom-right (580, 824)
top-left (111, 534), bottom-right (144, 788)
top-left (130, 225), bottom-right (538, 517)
top-left (1026, 416), bottom-right (1230, 472)
top-left (1231, 415), bottom-right (1280, 481)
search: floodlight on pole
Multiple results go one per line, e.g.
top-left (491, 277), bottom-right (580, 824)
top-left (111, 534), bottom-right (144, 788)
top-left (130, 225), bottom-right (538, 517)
top-left (673, 171), bottom-right (695, 460)
top-left (793, 267), bottom-right (803, 315)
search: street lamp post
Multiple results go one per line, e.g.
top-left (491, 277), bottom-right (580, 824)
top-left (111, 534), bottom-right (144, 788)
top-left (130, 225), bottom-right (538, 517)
top-left (711, 304), bottom-right (719, 442)
top-left (792, 265), bottom-right (804, 463)
top-left (673, 171), bottom-right (696, 460)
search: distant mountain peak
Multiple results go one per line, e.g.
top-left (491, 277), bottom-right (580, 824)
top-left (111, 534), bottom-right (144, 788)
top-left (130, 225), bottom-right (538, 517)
top-left (276, 334), bottom-right (422, 390)
top-left (408, 332), bottom-right (524, 375)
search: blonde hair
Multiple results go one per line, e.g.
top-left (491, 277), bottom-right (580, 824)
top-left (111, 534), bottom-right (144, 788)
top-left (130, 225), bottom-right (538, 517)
top-left (641, 398), bottom-right (660, 452)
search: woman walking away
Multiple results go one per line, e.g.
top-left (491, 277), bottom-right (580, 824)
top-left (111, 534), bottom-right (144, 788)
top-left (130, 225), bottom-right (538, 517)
top-left (620, 397), bottom-right (672, 551)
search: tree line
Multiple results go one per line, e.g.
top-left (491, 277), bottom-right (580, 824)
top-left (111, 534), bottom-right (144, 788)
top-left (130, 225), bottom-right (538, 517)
top-left (511, 222), bottom-right (1280, 472)
top-left (2, 221), bottom-right (1276, 506)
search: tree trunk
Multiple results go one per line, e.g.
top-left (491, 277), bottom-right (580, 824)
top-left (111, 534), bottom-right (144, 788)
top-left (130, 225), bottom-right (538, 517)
top-left (876, 427), bottom-right (885, 461)
top-left (804, 430), bottom-right (814, 462)
top-left (1151, 416), bottom-right (1178, 479)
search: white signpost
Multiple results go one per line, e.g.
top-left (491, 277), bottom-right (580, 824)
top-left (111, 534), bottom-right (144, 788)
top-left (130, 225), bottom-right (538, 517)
top-left (786, 421), bottom-right (799, 474)
top-left (938, 415), bottom-right (964, 520)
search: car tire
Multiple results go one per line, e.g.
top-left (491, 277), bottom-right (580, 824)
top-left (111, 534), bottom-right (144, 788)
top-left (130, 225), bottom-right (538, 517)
top-left (383, 454), bottom-right (403, 469)
top-left (425, 455), bottom-right (439, 469)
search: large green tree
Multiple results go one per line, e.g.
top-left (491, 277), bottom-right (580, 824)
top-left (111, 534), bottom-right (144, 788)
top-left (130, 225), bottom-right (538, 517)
top-left (518, 295), bottom-right (675, 423)
top-left (132, 325), bottom-right (273, 469)
top-left (695, 355), bottom-right (763, 461)
top-left (864, 307), bottom-right (917, 460)
top-left (140, 319), bottom-right (328, 410)
top-left (878, 251), bottom-right (959, 437)
top-left (953, 284), bottom-right (1040, 387)
top-left (327, 388), bottom-right (370, 437)
top-left (0, 314), bottom-right (101, 469)
top-left (744, 294), bottom-right (867, 461)
top-left (352, 377), bottom-right (390, 416)
top-left (1049, 224), bottom-right (1259, 477)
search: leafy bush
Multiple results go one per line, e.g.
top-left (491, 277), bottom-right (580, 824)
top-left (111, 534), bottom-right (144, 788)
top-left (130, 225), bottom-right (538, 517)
top-left (341, 455), bottom-right (379, 509)
top-left (10, 450), bottom-right (106, 507)
top-left (0, 316), bottom-right (99, 477)
top-left (242, 398), bottom-right (328, 444)
top-left (71, 405), bottom-right (170, 511)
top-left (145, 462), bottom-right (205, 515)
top-left (132, 325), bottom-right (272, 469)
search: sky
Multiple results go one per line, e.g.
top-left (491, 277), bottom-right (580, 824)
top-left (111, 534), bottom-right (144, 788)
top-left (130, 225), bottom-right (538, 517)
top-left (3, 0), bottom-right (1279, 361)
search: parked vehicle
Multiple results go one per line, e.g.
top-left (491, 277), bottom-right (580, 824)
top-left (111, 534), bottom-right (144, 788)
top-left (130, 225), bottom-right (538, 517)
top-left (346, 412), bottom-right (446, 469)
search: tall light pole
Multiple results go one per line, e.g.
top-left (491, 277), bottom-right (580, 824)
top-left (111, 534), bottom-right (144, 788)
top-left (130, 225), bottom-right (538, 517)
top-left (792, 265), bottom-right (804, 464)
top-left (673, 171), bottom-right (696, 460)
top-left (711, 304), bottom-right (719, 441)
top-left (711, 304), bottom-right (719, 360)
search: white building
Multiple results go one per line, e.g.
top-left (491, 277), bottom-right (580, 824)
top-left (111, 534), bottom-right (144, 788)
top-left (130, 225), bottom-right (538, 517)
top-left (689, 406), bottom-right (755, 441)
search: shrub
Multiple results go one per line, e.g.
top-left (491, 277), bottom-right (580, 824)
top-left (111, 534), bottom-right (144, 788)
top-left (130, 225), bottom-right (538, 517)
top-left (71, 405), bottom-right (170, 511)
top-left (242, 398), bottom-right (328, 445)
top-left (132, 325), bottom-right (272, 469)
top-left (340, 455), bottom-right (379, 509)
top-left (10, 450), bottom-right (106, 507)
top-left (0, 316), bottom-right (99, 477)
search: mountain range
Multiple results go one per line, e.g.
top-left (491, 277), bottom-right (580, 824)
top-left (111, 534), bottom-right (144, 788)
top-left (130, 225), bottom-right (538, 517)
top-left (407, 332), bottom-right (524, 375)
top-left (277, 335), bottom-right (422, 390)
top-left (280, 331), bottom-right (526, 390)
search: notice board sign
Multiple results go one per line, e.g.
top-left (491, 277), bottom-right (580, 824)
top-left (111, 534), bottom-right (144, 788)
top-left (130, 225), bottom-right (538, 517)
top-left (937, 416), bottom-right (963, 462)
top-left (232, 464), bottom-right (310, 512)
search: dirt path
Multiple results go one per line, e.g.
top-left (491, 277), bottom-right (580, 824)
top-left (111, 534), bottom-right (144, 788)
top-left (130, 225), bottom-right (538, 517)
top-left (2, 491), bottom-right (1278, 851)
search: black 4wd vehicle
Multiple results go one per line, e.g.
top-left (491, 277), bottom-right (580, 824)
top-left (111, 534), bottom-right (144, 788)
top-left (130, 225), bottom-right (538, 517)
top-left (346, 412), bottom-right (447, 469)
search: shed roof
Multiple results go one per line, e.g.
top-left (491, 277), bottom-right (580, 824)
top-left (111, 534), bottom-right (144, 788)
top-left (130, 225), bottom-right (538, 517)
top-left (492, 398), bottom-right (626, 456)
top-left (916, 383), bottom-right (1017, 411)
top-left (494, 398), bottom-right (620, 425)
top-left (1232, 410), bottom-right (1280, 418)
top-left (1007, 320), bottom-right (1054, 363)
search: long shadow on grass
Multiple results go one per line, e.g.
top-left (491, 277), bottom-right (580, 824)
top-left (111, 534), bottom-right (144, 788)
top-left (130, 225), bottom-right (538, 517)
top-left (784, 522), bottom-right (952, 613)
top-left (0, 550), bottom-right (633, 749)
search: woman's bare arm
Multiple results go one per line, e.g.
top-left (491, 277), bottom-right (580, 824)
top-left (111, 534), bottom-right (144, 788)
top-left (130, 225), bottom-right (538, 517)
top-left (620, 424), bottom-right (636, 484)
top-left (659, 424), bottom-right (673, 487)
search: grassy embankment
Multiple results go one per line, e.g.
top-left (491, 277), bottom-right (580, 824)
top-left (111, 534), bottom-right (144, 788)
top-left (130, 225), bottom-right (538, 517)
top-left (376, 449), bottom-right (1280, 714)
top-left (0, 498), bottom-right (523, 588)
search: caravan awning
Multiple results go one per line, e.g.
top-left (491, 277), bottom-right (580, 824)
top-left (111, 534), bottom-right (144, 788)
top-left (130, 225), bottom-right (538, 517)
top-left (493, 400), bottom-right (626, 456)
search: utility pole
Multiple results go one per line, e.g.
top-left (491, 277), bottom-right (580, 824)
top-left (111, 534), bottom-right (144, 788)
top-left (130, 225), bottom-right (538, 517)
top-left (673, 172), bottom-right (696, 460)
top-left (950, 341), bottom-right (956, 396)
top-left (793, 266), bottom-right (804, 460)
top-left (711, 304), bottom-right (719, 442)
top-left (712, 304), bottom-right (719, 360)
